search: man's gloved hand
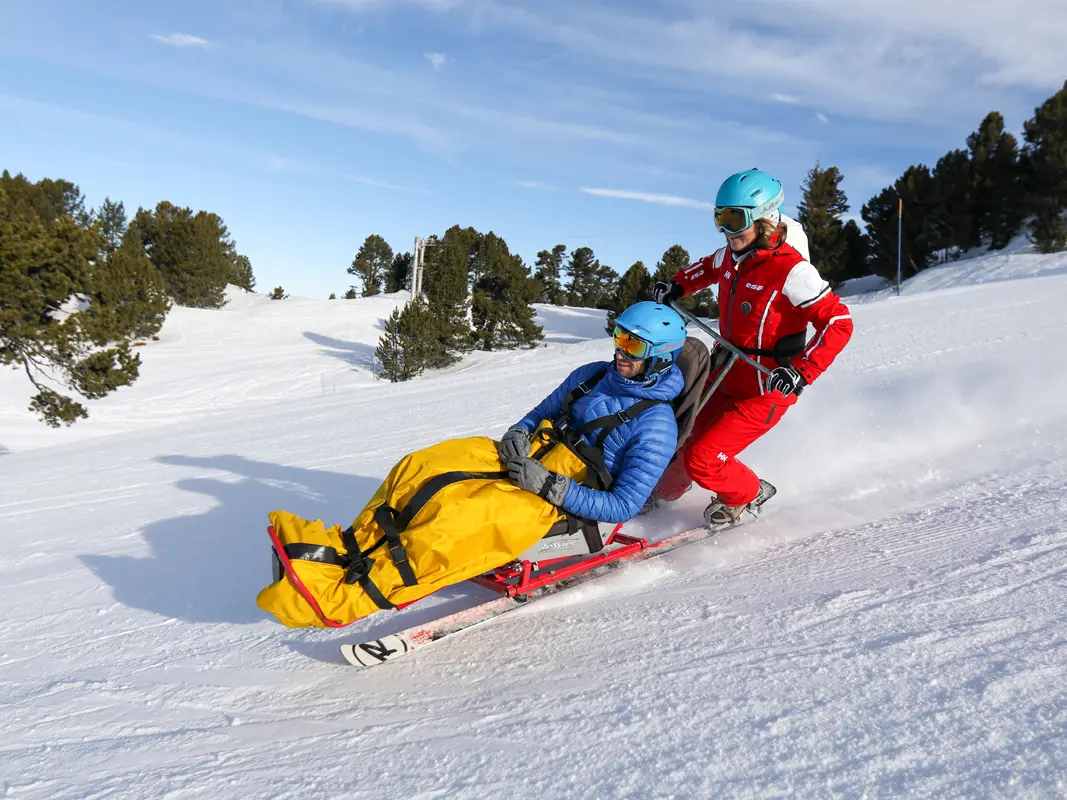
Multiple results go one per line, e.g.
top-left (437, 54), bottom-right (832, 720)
top-left (766, 365), bottom-right (806, 397)
top-left (497, 428), bottom-right (531, 462)
top-left (652, 280), bottom-right (684, 305)
top-left (507, 457), bottom-right (569, 506)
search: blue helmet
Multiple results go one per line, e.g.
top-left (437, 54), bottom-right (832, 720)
top-left (714, 169), bottom-right (784, 234)
top-left (613, 301), bottom-right (686, 375)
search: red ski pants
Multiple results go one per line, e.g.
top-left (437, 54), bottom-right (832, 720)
top-left (655, 391), bottom-right (790, 507)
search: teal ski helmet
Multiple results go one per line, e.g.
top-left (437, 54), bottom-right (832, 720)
top-left (612, 301), bottom-right (686, 376)
top-left (714, 169), bottom-right (784, 234)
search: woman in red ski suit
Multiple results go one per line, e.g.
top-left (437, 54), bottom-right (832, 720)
top-left (652, 168), bottom-right (853, 527)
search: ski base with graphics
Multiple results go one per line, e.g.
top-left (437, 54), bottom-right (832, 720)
top-left (340, 522), bottom-right (738, 668)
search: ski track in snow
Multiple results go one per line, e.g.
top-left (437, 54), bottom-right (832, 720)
top-left (2, 249), bottom-right (1067, 798)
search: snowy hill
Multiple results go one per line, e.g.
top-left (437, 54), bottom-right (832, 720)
top-left (2, 247), bottom-right (1066, 798)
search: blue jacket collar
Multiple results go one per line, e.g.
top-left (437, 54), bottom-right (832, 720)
top-left (603, 362), bottom-right (684, 402)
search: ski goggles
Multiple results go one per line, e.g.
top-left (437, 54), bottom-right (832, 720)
top-left (714, 206), bottom-right (756, 235)
top-left (613, 325), bottom-right (652, 360)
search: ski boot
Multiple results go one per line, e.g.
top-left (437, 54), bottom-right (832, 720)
top-left (703, 479), bottom-right (777, 530)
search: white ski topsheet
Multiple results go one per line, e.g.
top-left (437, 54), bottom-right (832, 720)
top-left (1, 243), bottom-right (1066, 798)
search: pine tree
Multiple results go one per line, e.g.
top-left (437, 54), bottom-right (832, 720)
top-left (375, 307), bottom-right (411, 381)
top-left (268, 286), bottom-right (288, 300)
top-left (129, 202), bottom-right (233, 308)
top-left (566, 247), bottom-right (616, 308)
top-left (348, 234), bottom-right (393, 296)
top-left (422, 226), bottom-right (475, 366)
top-left (797, 163), bottom-right (851, 283)
top-left (375, 297), bottom-right (437, 381)
top-left (862, 167), bottom-right (941, 280)
top-left (231, 254), bottom-right (256, 292)
top-left (343, 288), bottom-right (358, 299)
top-left (94, 197), bottom-right (127, 261)
top-left (968, 111), bottom-right (1024, 250)
top-left (1, 185), bottom-right (141, 426)
top-left (386, 251), bottom-right (413, 293)
top-left (651, 244), bottom-right (713, 315)
top-left (930, 149), bottom-right (975, 257)
top-left (653, 244), bottom-right (690, 284)
top-left (1022, 80), bottom-right (1067, 253)
top-left (329, 293), bottom-right (337, 300)
top-left (842, 219), bottom-right (870, 281)
top-left (533, 244), bottom-right (567, 304)
top-left (37, 178), bottom-right (90, 227)
top-left (0, 172), bottom-right (88, 228)
top-left (470, 232), bottom-right (543, 350)
top-left (861, 186), bottom-right (901, 280)
top-left (1030, 212), bottom-right (1067, 253)
top-left (82, 226), bottom-right (170, 343)
top-left (605, 261), bottom-right (652, 333)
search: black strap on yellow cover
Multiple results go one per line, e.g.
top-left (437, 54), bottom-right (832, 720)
top-left (339, 524), bottom-right (395, 610)
top-left (277, 470), bottom-right (532, 612)
top-left (354, 470), bottom-right (512, 605)
top-left (373, 504), bottom-right (419, 587)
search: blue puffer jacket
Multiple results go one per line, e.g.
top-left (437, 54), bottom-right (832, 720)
top-left (512, 362), bottom-right (683, 523)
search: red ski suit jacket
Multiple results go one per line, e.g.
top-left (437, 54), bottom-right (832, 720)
top-left (674, 242), bottom-right (853, 402)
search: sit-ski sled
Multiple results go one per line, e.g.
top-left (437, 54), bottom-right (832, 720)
top-left (334, 302), bottom-right (779, 667)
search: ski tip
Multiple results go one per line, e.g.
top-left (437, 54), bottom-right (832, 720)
top-left (340, 634), bottom-right (413, 668)
top-left (340, 644), bottom-right (366, 667)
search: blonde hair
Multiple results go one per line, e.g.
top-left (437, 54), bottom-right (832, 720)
top-left (754, 217), bottom-right (788, 250)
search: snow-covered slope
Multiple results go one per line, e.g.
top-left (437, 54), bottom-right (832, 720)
top-left (2, 247), bottom-right (1066, 798)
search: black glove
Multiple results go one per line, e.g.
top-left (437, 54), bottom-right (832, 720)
top-left (497, 428), bottom-right (531, 462)
top-left (652, 280), bottom-right (684, 305)
top-left (507, 457), bottom-right (569, 506)
top-left (766, 365), bottom-right (806, 397)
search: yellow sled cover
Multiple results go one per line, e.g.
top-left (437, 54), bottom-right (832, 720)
top-left (257, 426), bottom-right (587, 628)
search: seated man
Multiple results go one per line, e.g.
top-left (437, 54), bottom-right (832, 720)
top-left (499, 301), bottom-right (687, 523)
top-left (258, 301), bottom-right (692, 630)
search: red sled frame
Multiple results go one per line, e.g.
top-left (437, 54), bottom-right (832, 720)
top-left (465, 522), bottom-right (648, 600)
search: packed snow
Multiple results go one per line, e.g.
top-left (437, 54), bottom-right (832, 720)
top-left (1, 242), bottom-right (1066, 799)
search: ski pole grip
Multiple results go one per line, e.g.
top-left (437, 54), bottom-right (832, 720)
top-left (667, 300), bottom-right (772, 376)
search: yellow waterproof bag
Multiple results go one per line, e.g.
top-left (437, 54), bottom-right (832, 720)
top-left (257, 424), bottom-right (591, 628)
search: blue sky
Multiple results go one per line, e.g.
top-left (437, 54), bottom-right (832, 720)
top-left (2, 0), bottom-right (1065, 298)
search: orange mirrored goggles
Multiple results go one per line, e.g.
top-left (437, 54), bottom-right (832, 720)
top-left (612, 326), bottom-right (652, 360)
top-left (714, 206), bottom-right (754, 234)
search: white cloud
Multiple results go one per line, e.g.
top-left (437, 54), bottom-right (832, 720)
top-left (516, 180), bottom-right (556, 191)
top-left (314, 0), bottom-right (462, 11)
top-left (449, 0), bottom-right (1067, 123)
top-left (347, 174), bottom-right (428, 192)
top-left (771, 93), bottom-right (801, 104)
top-left (816, 112), bottom-right (830, 124)
top-left (424, 52), bottom-right (448, 70)
top-left (582, 187), bottom-right (714, 210)
top-left (150, 33), bottom-right (212, 49)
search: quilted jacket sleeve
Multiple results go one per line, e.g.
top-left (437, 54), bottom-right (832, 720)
top-left (511, 363), bottom-right (608, 433)
top-left (559, 404), bottom-right (679, 523)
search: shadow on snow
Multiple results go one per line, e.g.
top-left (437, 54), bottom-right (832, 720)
top-left (80, 454), bottom-right (381, 626)
top-left (303, 330), bottom-right (378, 371)
top-left (79, 453), bottom-right (500, 654)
